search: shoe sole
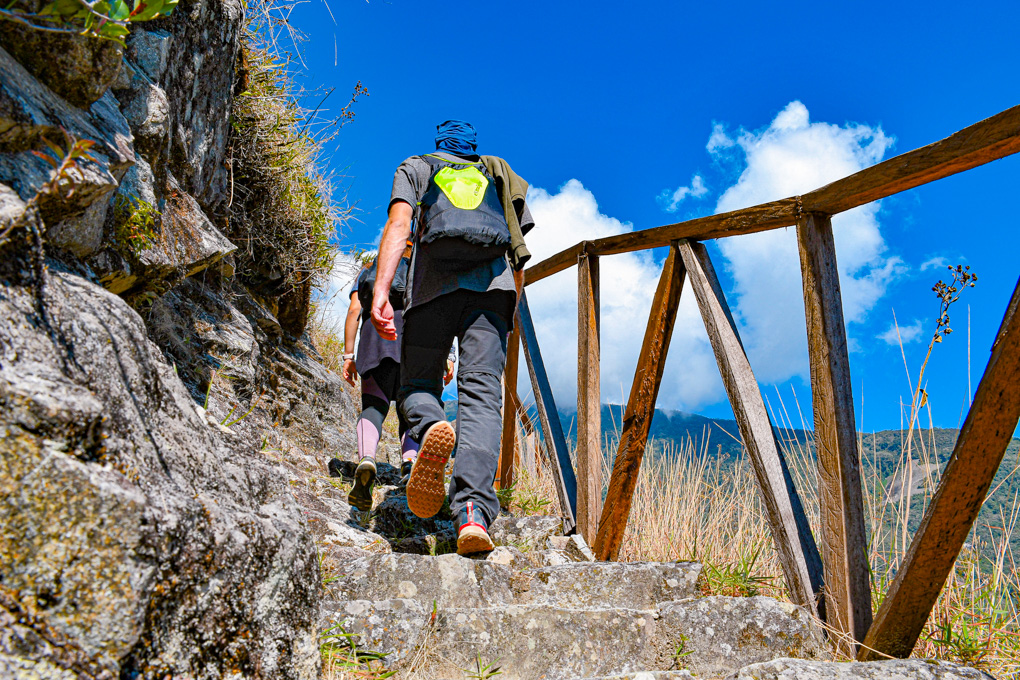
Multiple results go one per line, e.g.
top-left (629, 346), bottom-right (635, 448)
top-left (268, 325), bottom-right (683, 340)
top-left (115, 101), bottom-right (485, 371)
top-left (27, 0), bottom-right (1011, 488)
top-left (457, 525), bottom-right (495, 555)
top-left (348, 461), bottom-right (377, 512)
top-left (406, 421), bottom-right (455, 519)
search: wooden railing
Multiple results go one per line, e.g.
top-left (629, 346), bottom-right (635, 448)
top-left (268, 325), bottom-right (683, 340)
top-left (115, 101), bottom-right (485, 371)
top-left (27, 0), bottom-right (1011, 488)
top-left (496, 104), bottom-right (1020, 659)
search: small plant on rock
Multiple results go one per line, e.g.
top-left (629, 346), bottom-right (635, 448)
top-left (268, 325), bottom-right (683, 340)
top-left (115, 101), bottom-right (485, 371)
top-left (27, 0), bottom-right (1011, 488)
top-left (319, 623), bottom-right (394, 679)
top-left (112, 194), bottom-right (158, 254)
top-left (462, 654), bottom-right (502, 680)
top-left (0, 0), bottom-right (178, 44)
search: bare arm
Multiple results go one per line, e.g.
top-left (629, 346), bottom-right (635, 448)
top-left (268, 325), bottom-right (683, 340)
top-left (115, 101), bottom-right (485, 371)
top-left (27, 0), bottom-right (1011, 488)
top-left (371, 201), bottom-right (413, 340)
top-left (341, 292), bottom-right (361, 386)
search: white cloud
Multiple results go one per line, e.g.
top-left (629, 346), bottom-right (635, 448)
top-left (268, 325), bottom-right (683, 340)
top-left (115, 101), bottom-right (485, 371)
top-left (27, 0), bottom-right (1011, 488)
top-left (313, 250), bottom-right (365, 335)
top-left (710, 100), bottom-right (898, 380)
top-left (920, 256), bottom-right (949, 272)
top-left (878, 318), bottom-right (925, 346)
top-left (523, 180), bottom-right (723, 411)
top-left (519, 102), bottom-right (901, 414)
top-left (658, 174), bottom-right (708, 213)
top-left (707, 123), bottom-right (735, 153)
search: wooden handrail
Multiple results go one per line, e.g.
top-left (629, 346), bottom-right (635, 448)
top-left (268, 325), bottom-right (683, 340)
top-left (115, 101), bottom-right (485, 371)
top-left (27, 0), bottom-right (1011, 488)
top-left (524, 105), bottom-right (1020, 285)
top-left (508, 104), bottom-right (1020, 659)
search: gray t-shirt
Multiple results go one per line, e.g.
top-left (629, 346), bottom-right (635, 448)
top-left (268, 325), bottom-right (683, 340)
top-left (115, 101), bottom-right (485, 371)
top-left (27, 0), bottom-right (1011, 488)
top-left (390, 151), bottom-right (535, 311)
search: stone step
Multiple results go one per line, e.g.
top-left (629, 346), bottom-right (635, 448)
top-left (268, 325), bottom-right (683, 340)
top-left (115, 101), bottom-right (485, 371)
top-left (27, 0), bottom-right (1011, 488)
top-left (320, 599), bottom-right (658, 680)
top-left (580, 673), bottom-right (695, 680)
top-left (489, 515), bottom-right (565, 549)
top-left (327, 552), bottom-right (515, 609)
top-left (651, 596), bottom-right (827, 678)
top-left (518, 561), bottom-right (702, 609)
top-left (319, 595), bottom-right (827, 680)
top-left (725, 658), bottom-right (994, 679)
top-left (329, 551), bottom-right (704, 611)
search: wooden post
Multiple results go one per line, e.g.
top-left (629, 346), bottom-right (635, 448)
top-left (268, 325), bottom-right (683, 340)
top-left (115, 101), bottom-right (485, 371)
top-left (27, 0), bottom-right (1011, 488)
top-left (577, 250), bottom-right (602, 542)
top-left (518, 290), bottom-right (578, 533)
top-left (860, 277), bottom-right (1020, 660)
top-left (593, 243), bottom-right (686, 561)
top-left (680, 239), bottom-right (824, 617)
top-left (498, 326), bottom-right (521, 490)
top-left (797, 213), bottom-right (872, 647)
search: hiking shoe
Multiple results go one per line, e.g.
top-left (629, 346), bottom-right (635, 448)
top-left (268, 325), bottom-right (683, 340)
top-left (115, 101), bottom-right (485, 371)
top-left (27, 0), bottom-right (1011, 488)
top-left (327, 457), bottom-right (344, 478)
top-left (456, 502), bottom-right (494, 556)
top-left (398, 460), bottom-right (413, 487)
top-left (406, 421), bottom-right (455, 519)
top-left (347, 457), bottom-right (377, 512)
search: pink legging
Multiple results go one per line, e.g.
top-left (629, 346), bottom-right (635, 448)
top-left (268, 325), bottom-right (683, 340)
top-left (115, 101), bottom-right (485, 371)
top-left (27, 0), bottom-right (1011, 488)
top-left (357, 363), bottom-right (419, 462)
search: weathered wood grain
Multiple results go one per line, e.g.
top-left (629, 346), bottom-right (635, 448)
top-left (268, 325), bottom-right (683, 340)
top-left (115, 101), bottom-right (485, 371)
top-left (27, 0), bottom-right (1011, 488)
top-left (524, 201), bottom-right (799, 284)
top-left (518, 291), bottom-right (578, 533)
top-left (797, 213), bottom-right (872, 648)
top-left (577, 252), bottom-right (603, 542)
top-left (804, 105), bottom-right (1020, 215)
top-left (860, 276), bottom-right (1020, 660)
top-left (498, 325), bottom-right (521, 490)
top-left (524, 243), bottom-right (584, 285)
top-left (680, 239), bottom-right (824, 617)
top-left (524, 105), bottom-right (1020, 287)
top-left (593, 243), bottom-right (686, 561)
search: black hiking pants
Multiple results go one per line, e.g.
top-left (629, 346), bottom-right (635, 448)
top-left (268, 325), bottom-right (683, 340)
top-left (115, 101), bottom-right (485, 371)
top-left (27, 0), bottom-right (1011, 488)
top-left (398, 289), bottom-right (515, 525)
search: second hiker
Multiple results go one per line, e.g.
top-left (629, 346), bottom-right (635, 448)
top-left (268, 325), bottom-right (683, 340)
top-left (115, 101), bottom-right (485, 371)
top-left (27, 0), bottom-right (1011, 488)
top-left (370, 120), bottom-right (534, 555)
top-left (340, 249), bottom-right (454, 511)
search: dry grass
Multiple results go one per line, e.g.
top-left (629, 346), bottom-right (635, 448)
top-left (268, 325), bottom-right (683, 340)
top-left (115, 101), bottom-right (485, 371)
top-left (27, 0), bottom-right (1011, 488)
top-left (308, 303), bottom-right (346, 373)
top-left (509, 408), bottom-right (1020, 677)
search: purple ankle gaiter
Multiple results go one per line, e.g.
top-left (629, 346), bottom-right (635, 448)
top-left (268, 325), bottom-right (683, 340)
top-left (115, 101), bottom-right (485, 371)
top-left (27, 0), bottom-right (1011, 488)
top-left (401, 432), bottom-right (420, 462)
top-left (357, 417), bottom-right (381, 460)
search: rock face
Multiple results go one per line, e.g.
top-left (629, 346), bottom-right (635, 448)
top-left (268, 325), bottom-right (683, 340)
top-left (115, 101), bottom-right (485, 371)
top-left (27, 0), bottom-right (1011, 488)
top-left (0, 0), bottom-right (367, 672)
top-left (0, 264), bottom-right (323, 678)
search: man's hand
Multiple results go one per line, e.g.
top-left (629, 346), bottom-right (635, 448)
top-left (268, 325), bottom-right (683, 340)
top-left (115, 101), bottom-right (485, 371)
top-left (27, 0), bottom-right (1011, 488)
top-left (443, 358), bottom-right (455, 385)
top-left (341, 357), bottom-right (357, 386)
top-left (372, 297), bottom-right (397, 340)
top-left (371, 201), bottom-right (413, 341)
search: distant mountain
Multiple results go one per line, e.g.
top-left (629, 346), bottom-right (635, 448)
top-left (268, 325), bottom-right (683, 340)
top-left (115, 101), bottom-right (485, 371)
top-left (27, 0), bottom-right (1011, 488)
top-left (444, 400), bottom-right (810, 459)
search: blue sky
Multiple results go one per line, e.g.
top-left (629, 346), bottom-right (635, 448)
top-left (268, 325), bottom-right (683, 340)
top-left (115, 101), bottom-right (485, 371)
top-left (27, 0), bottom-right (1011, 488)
top-left (292, 1), bottom-right (1019, 433)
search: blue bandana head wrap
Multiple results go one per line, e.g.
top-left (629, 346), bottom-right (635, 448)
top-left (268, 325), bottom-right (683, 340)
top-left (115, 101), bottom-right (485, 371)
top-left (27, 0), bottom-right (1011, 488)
top-left (435, 120), bottom-right (477, 156)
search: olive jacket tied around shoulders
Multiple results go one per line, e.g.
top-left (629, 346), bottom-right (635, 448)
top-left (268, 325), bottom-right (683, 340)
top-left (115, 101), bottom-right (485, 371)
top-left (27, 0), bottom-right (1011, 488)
top-left (481, 155), bottom-right (532, 271)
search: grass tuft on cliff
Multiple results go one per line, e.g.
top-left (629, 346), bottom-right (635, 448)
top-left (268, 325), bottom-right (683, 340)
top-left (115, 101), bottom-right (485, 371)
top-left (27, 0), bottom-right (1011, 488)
top-left (227, 0), bottom-right (364, 333)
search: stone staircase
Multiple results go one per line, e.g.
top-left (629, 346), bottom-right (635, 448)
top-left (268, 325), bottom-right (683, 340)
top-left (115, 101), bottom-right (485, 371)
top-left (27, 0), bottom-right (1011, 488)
top-left (322, 463), bottom-right (992, 680)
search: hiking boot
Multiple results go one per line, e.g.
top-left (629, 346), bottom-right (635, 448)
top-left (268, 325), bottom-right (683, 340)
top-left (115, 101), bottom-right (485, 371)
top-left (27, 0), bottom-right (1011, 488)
top-left (347, 457), bottom-right (377, 512)
top-left (398, 460), bottom-right (413, 487)
top-left (327, 457), bottom-right (344, 478)
top-left (406, 421), bottom-right (455, 519)
top-left (456, 501), bottom-right (494, 556)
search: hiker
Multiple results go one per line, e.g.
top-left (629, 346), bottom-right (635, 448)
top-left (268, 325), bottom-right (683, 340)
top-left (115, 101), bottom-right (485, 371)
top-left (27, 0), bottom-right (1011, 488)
top-left (370, 120), bottom-right (534, 555)
top-left (340, 250), bottom-right (455, 511)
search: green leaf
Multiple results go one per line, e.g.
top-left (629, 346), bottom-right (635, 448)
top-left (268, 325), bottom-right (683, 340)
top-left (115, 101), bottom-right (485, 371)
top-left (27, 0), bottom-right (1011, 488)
top-left (99, 21), bottom-right (129, 40)
top-left (127, 0), bottom-right (159, 20)
top-left (108, 0), bottom-right (129, 20)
